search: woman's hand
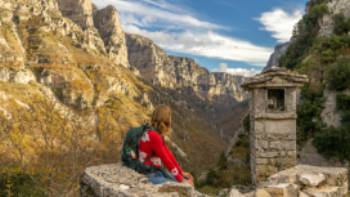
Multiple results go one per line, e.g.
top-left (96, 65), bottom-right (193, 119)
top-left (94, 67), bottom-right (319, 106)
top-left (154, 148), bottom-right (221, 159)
top-left (185, 178), bottom-right (194, 187)
top-left (183, 172), bottom-right (193, 180)
top-left (182, 172), bottom-right (194, 187)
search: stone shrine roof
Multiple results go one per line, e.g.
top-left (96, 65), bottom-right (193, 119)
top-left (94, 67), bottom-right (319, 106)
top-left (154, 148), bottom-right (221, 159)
top-left (242, 66), bottom-right (309, 89)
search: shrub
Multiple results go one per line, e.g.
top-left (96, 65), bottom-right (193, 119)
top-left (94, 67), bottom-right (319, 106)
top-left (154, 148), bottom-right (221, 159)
top-left (0, 172), bottom-right (46, 197)
top-left (334, 14), bottom-right (350, 35)
top-left (327, 58), bottom-right (350, 91)
top-left (205, 169), bottom-right (219, 186)
top-left (297, 86), bottom-right (325, 145)
top-left (217, 152), bottom-right (228, 170)
top-left (313, 126), bottom-right (350, 162)
top-left (336, 94), bottom-right (350, 111)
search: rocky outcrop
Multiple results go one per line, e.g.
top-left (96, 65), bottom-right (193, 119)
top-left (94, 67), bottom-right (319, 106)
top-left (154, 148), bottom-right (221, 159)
top-left (321, 89), bottom-right (341, 128)
top-left (57, 0), bottom-right (94, 30)
top-left (93, 5), bottom-right (129, 68)
top-left (264, 42), bottom-right (290, 71)
top-left (81, 164), bottom-right (349, 197)
top-left (126, 33), bottom-right (246, 102)
top-left (80, 163), bottom-right (208, 197)
top-left (226, 165), bottom-right (348, 197)
top-left (259, 165), bottom-right (349, 197)
top-left (0, 1), bottom-right (231, 196)
top-left (319, 0), bottom-right (350, 36)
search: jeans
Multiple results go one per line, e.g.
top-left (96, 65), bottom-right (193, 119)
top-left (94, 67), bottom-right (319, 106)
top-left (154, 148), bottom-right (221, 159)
top-left (147, 171), bottom-right (175, 184)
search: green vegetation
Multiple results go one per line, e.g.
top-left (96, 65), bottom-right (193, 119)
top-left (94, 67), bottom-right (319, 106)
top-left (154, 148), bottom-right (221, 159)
top-left (314, 127), bottom-right (350, 162)
top-left (334, 14), bottom-right (350, 35)
top-left (198, 125), bottom-right (251, 195)
top-left (313, 93), bottom-right (350, 162)
top-left (297, 86), bottom-right (325, 146)
top-left (327, 58), bottom-right (350, 91)
top-left (279, 1), bottom-right (329, 69)
top-left (277, 0), bottom-right (350, 162)
top-left (0, 170), bottom-right (46, 197)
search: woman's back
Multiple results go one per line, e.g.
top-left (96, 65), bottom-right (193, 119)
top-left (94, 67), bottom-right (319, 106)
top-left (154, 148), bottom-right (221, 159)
top-left (138, 130), bottom-right (184, 182)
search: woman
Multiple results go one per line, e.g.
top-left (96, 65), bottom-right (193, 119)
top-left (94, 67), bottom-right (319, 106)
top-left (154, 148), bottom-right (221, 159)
top-left (138, 105), bottom-right (194, 185)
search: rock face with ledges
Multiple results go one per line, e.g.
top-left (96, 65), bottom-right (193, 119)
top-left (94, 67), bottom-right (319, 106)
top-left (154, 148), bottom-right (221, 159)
top-left (264, 42), bottom-right (290, 70)
top-left (93, 5), bottom-right (129, 68)
top-left (319, 0), bottom-right (350, 36)
top-left (126, 33), bottom-right (246, 102)
top-left (57, 0), bottom-right (94, 30)
top-left (0, 0), bottom-right (232, 195)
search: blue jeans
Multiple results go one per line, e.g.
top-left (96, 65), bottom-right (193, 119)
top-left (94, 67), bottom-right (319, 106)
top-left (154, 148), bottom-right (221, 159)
top-left (147, 171), bottom-right (175, 184)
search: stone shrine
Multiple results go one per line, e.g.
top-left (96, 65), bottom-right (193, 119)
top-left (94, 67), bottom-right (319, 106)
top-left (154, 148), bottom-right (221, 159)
top-left (242, 66), bottom-right (308, 184)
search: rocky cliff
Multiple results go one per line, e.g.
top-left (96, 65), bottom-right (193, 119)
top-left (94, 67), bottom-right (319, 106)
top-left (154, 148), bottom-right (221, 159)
top-left (93, 5), bottom-right (129, 68)
top-left (0, 0), bottom-right (240, 195)
top-left (265, 0), bottom-right (350, 165)
top-left (264, 42), bottom-right (290, 71)
top-left (126, 33), bottom-right (245, 102)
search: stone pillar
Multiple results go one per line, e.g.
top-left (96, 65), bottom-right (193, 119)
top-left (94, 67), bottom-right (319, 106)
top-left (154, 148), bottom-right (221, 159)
top-left (242, 67), bottom-right (308, 184)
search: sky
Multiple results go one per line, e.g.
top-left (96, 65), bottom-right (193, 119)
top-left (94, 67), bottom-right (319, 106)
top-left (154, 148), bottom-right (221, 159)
top-left (92, 0), bottom-right (308, 77)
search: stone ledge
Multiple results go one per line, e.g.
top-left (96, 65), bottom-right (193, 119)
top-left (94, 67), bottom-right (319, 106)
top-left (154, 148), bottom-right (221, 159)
top-left (80, 163), bottom-right (208, 197)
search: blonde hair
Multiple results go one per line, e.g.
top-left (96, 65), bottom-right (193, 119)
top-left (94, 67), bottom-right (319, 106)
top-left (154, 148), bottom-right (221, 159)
top-left (151, 105), bottom-right (172, 135)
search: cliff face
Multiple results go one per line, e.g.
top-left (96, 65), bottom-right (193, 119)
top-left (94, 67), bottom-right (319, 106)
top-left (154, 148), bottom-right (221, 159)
top-left (266, 0), bottom-right (350, 164)
top-left (0, 0), bottom-right (234, 195)
top-left (264, 42), bottom-right (290, 71)
top-left (319, 0), bottom-right (350, 36)
top-left (126, 33), bottom-right (245, 102)
top-left (57, 0), bottom-right (95, 30)
top-left (93, 5), bottom-right (129, 68)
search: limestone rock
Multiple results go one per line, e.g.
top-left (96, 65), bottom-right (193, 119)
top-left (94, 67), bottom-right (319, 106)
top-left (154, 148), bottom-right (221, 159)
top-left (266, 165), bottom-right (348, 196)
top-left (93, 5), bottom-right (129, 68)
top-left (57, 0), bottom-right (95, 30)
top-left (299, 173), bottom-right (326, 187)
top-left (228, 188), bottom-right (245, 197)
top-left (256, 189), bottom-right (272, 197)
top-left (304, 186), bottom-right (342, 197)
top-left (0, 68), bottom-right (35, 84)
top-left (319, 0), bottom-right (350, 36)
top-left (264, 42), bottom-right (290, 70)
top-left (299, 191), bottom-right (311, 197)
top-left (80, 163), bottom-right (208, 197)
top-left (321, 90), bottom-right (341, 128)
top-left (126, 33), bottom-right (246, 102)
top-left (39, 69), bottom-right (95, 110)
top-left (258, 183), bottom-right (299, 197)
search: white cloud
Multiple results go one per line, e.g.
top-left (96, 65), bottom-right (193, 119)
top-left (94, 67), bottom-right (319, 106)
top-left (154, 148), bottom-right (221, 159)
top-left (124, 25), bottom-right (272, 66)
top-left (257, 8), bottom-right (303, 43)
top-left (217, 63), bottom-right (260, 77)
top-left (93, 0), bottom-right (273, 66)
top-left (93, 0), bottom-right (223, 30)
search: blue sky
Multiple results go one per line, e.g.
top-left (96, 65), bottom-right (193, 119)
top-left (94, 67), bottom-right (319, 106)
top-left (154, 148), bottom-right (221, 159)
top-left (93, 0), bottom-right (308, 76)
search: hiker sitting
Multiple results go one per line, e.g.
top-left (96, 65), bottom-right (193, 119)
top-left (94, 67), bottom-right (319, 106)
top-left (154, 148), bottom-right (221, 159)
top-left (122, 105), bottom-right (194, 186)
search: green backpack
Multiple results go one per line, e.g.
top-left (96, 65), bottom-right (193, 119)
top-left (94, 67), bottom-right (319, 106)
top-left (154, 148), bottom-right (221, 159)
top-left (121, 124), bottom-right (160, 174)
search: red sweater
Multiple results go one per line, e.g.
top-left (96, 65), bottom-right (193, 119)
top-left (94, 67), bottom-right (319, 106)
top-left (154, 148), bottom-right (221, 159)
top-left (138, 130), bottom-right (184, 182)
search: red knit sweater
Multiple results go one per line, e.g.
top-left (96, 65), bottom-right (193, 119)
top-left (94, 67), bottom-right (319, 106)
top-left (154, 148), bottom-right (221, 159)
top-left (138, 130), bottom-right (184, 182)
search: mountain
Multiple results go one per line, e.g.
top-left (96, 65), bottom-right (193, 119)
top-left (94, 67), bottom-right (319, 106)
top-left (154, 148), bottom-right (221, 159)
top-left (266, 0), bottom-right (350, 164)
top-left (0, 0), bottom-right (247, 196)
top-left (126, 33), bottom-right (248, 139)
top-left (126, 33), bottom-right (245, 102)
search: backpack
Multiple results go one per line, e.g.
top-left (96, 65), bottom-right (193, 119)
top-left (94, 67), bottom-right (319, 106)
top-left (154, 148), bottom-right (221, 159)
top-left (121, 124), bottom-right (160, 174)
